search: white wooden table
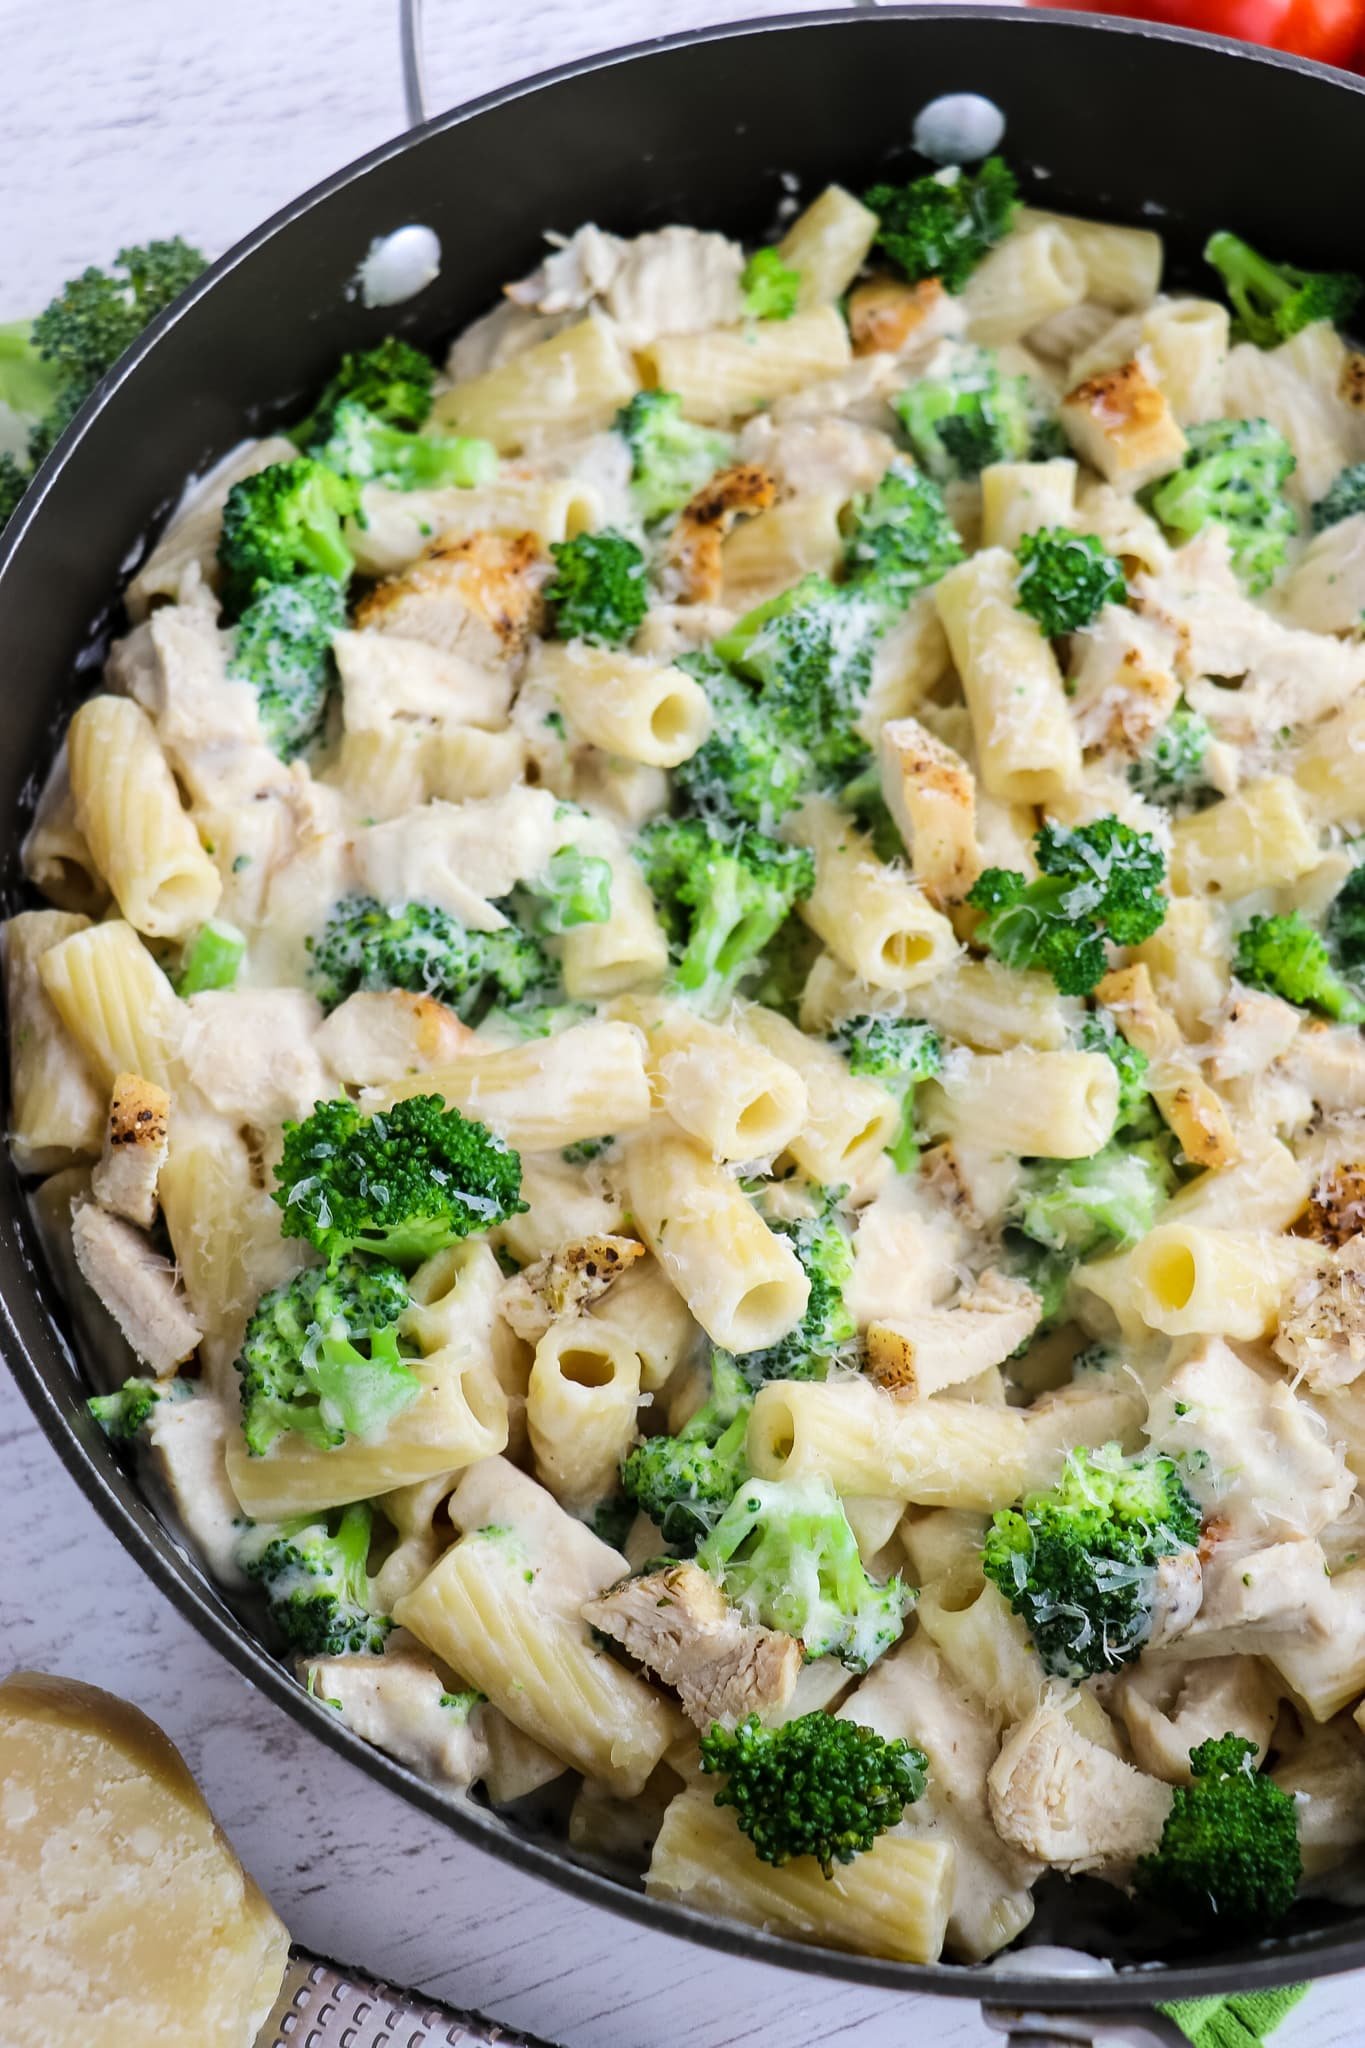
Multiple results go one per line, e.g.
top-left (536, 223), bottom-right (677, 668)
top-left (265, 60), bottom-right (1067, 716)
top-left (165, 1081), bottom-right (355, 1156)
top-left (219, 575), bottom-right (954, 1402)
top-left (0, 3), bottom-right (1360, 2041)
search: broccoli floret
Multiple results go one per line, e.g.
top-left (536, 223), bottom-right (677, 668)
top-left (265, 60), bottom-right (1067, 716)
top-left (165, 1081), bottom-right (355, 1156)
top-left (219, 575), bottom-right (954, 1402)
top-left (306, 894), bottom-right (553, 1019)
top-left (313, 399), bottom-right (496, 493)
top-left (546, 528), bottom-right (649, 646)
top-left (735, 1195), bottom-right (856, 1387)
top-left (0, 452), bottom-right (29, 530)
top-left (1234, 911), bottom-right (1365, 1025)
top-left (237, 1501), bottom-right (390, 1657)
top-left (636, 817), bottom-right (815, 1011)
top-left (1009, 1138), bottom-right (1176, 1263)
top-left (893, 350), bottom-right (1051, 484)
top-left (1015, 525), bottom-right (1126, 637)
top-left (1135, 1733), bottom-right (1302, 1935)
top-left (273, 1095), bottom-right (526, 1266)
top-left (1127, 704), bottom-right (1215, 808)
top-left (698, 1474), bottom-right (913, 1673)
top-left (0, 243), bottom-right (206, 512)
top-left (671, 652), bottom-right (813, 831)
top-left (620, 1354), bottom-right (752, 1551)
top-left (1002, 1231), bottom-right (1074, 1329)
top-left (521, 846), bottom-right (613, 934)
top-left (217, 457), bottom-right (357, 618)
top-left (832, 1013), bottom-right (942, 1172)
top-left (0, 318), bottom-right (65, 423)
top-left (749, 916), bottom-right (823, 1022)
top-left (235, 1254), bottom-right (415, 1457)
top-left (1205, 231), bottom-right (1361, 350)
top-left (982, 1443), bottom-right (1202, 1680)
top-left (864, 158), bottom-right (1018, 293)
top-left (1077, 1008), bottom-right (1151, 1131)
top-left (1312, 461), bottom-right (1365, 533)
top-left (292, 336), bottom-right (436, 448)
top-left (967, 815), bottom-right (1168, 997)
top-left (741, 248), bottom-right (801, 321)
top-left (1146, 418), bottom-right (1297, 594)
top-left (843, 459), bottom-right (964, 602)
top-left (175, 917), bottom-right (246, 996)
top-left (26, 239), bottom-right (205, 447)
top-left (613, 390), bottom-right (733, 525)
top-left (228, 572), bottom-right (346, 757)
top-left (1326, 866), bottom-right (1365, 981)
top-left (715, 575), bottom-right (891, 778)
top-left (701, 1710), bottom-right (928, 1874)
top-left (88, 1375), bottom-right (188, 1442)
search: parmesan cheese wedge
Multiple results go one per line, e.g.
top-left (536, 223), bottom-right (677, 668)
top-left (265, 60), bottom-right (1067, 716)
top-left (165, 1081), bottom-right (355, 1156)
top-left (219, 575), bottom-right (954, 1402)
top-left (0, 1670), bottom-right (289, 2046)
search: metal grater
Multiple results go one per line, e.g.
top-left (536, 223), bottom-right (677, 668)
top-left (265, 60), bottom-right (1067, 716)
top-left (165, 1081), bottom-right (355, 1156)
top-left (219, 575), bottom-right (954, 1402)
top-left (256, 1950), bottom-right (566, 2048)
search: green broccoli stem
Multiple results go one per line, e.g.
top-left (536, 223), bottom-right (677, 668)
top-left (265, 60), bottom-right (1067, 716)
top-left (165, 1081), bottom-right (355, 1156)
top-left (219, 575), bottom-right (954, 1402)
top-left (175, 918), bottom-right (246, 996)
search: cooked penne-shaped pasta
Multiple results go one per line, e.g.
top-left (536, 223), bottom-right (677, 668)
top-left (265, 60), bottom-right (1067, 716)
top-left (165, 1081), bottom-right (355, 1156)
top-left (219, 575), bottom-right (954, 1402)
top-left (432, 313), bottom-right (636, 451)
top-left (777, 185), bottom-right (880, 309)
top-left (922, 1047), bottom-right (1119, 1160)
top-left (225, 1241), bottom-right (510, 1518)
top-left (620, 996), bottom-right (807, 1161)
top-left (740, 1004), bottom-right (901, 1186)
top-left (381, 1021), bottom-right (652, 1152)
top-left (979, 459), bottom-right (1078, 550)
top-left (527, 1315), bottom-right (642, 1508)
top-left (1170, 776), bottom-right (1320, 897)
top-left (647, 1787), bottom-right (954, 1964)
top-left (67, 696), bottom-right (221, 940)
top-left (625, 1129), bottom-right (810, 1353)
top-left (3, 912), bottom-right (104, 1175)
top-left (528, 641), bottom-right (712, 768)
top-left (747, 1377), bottom-right (1028, 1509)
top-left (1015, 207), bottom-right (1162, 311)
top-left (38, 920), bottom-right (183, 1091)
top-left (934, 550), bottom-right (1083, 803)
top-left (786, 795), bottom-right (959, 991)
top-left (640, 307), bottom-right (851, 424)
top-left (1076, 1223), bottom-right (1325, 1341)
top-left (962, 224), bottom-right (1086, 346)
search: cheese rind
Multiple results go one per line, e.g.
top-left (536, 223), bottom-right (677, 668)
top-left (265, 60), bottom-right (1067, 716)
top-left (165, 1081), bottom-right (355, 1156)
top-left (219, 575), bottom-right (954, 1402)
top-left (0, 1670), bottom-right (290, 2047)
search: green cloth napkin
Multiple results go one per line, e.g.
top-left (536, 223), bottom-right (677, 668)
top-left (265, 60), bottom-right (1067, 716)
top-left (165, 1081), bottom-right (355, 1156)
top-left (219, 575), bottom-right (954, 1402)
top-left (1160, 1986), bottom-right (1309, 2048)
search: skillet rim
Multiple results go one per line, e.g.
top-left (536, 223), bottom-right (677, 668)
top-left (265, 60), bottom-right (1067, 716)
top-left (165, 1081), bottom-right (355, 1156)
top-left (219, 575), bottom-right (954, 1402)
top-left (3, 5), bottom-right (1364, 2006)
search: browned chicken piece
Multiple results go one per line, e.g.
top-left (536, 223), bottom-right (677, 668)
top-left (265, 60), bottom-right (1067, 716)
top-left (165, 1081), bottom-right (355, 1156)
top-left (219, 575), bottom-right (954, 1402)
top-left (877, 716), bottom-right (980, 906)
top-left (582, 1561), bottom-right (801, 1730)
top-left (90, 1072), bottom-right (170, 1229)
top-left (1302, 1164), bottom-right (1365, 1250)
top-left (1059, 360), bottom-right (1187, 492)
top-left (498, 1234), bottom-right (645, 1345)
top-left (847, 276), bottom-right (946, 357)
top-left (70, 1201), bottom-right (201, 1378)
top-left (1340, 352), bottom-right (1365, 413)
top-left (354, 530), bottom-right (546, 667)
top-left (1274, 1235), bottom-right (1365, 1392)
top-left (665, 463), bottom-right (776, 604)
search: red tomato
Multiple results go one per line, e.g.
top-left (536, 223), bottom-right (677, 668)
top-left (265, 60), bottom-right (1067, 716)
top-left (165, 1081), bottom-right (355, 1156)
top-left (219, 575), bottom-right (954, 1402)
top-left (1035, 0), bottom-right (1365, 68)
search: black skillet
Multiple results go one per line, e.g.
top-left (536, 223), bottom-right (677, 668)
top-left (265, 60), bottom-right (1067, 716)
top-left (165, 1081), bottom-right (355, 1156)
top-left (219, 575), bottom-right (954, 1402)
top-left (1, 10), bottom-right (1363, 2040)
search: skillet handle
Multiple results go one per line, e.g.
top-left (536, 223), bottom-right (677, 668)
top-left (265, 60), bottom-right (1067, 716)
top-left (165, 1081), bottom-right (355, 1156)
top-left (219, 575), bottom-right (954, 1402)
top-left (981, 2004), bottom-right (1190, 2048)
top-left (399, 0), bottom-right (429, 127)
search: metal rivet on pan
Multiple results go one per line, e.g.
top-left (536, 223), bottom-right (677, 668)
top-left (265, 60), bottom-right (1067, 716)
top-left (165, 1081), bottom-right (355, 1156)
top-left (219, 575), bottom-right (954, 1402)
top-left (912, 92), bottom-right (1006, 163)
top-left (357, 223), bottom-right (442, 307)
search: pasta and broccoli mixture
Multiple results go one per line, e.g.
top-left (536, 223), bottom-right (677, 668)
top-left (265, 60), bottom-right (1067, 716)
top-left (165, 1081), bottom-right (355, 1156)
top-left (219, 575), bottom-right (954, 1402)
top-left (12, 156), bottom-right (1365, 1967)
